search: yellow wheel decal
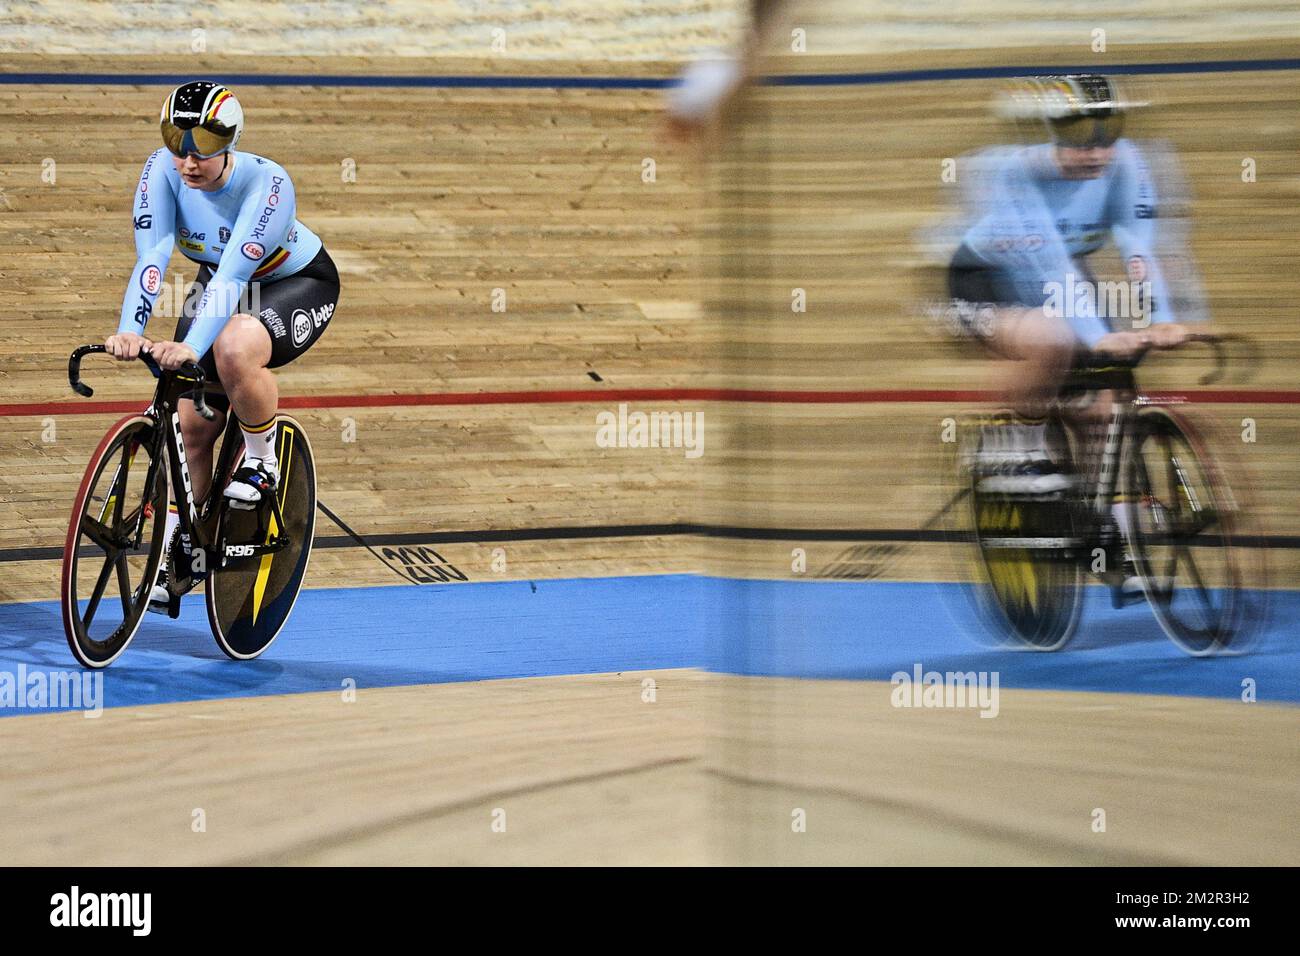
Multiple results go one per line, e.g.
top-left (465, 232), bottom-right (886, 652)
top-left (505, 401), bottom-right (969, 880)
top-left (250, 423), bottom-right (293, 625)
top-left (978, 499), bottom-right (1039, 616)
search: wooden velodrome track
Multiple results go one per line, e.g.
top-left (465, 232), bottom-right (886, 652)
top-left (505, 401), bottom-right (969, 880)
top-left (0, 34), bottom-right (1297, 864)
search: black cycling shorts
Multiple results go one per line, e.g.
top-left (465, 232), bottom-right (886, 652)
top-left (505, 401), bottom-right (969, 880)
top-left (173, 246), bottom-right (339, 414)
top-left (941, 244), bottom-right (1022, 344)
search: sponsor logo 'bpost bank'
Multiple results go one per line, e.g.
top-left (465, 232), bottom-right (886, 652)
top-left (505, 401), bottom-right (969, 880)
top-left (250, 175), bottom-right (285, 242)
top-left (137, 152), bottom-right (156, 210)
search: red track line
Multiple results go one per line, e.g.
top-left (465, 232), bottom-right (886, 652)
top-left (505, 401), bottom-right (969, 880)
top-left (1, 387), bottom-right (1298, 418)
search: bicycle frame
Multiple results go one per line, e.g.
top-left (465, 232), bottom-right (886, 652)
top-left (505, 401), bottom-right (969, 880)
top-left (1055, 343), bottom-right (1229, 607)
top-left (68, 346), bottom-right (290, 612)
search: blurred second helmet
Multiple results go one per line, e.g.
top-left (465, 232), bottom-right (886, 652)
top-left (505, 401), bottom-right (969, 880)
top-left (996, 74), bottom-right (1143, 147)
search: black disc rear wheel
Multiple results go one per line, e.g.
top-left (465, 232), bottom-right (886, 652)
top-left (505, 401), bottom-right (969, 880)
top-left (206, 416), bottom-right (317, 660)
top-left (958, 415), bottom-right (1083, 650)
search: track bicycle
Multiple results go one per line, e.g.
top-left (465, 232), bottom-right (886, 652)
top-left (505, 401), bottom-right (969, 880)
top-left (952, 334), bottom-right (1264, 656)
top-left (60, 344), bottom-right (317, 668)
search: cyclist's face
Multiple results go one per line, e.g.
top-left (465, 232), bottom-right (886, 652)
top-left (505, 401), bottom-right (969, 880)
top-left (1054, 144), bottom-right (1115, 180)
top-left (171, 151), bottom-right (227, 189)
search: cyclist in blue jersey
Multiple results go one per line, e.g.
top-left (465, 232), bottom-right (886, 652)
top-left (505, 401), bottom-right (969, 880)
top-left (103, 81), bottom-right (339, 611)
top-left (942, 74), bottom-right (1195, 495)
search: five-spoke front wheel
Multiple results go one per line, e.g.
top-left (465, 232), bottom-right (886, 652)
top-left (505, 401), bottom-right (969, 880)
top-left (60, 415), bottom-right (168, 668)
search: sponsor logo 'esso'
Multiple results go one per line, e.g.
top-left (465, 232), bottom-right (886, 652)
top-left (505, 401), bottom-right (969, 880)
top-left (242, 242), bottom-right (265, 261)
top-left (291, 309), bottom-right (312, 346)
top-left (140, 265), bottom-right (162, 294)
top-left (289, 303), bottom-right (333, 347)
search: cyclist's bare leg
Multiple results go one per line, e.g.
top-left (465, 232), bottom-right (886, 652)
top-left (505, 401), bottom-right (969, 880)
top-left (178, 400), bottom-right (226, 505)
top-left (213, 314), bottom-right (276, 429)
top-left (968, 306), bottom-right (1077, 493)
top-left (171, 314), bottom-right (274, 510)
top-left (987, 306), bottom-right (1074, 415)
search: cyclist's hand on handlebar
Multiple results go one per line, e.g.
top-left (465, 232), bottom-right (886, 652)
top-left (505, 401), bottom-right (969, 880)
top-left (104, 332), bottom-right (153, 361)
top-left (1144, 322), bottom-right (1193, 349)
top-left (147, 340), bottom-right (200, 371)
top-left (1093, 330), bottom-right (1151, 359)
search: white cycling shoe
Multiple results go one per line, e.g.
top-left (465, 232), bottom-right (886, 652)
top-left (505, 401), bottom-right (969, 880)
top-left (972, 420), bottom-right (1075, 495)
top-left (975, 449), bottom-right (1075, 495)
top-left (147, 566), bottom-right (171, 614)
top-left (224, 458), bottom-right (279, 510)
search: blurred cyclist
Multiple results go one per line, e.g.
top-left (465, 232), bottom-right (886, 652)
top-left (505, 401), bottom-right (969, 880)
top-left (942, 74), bottom-right (1193, 495)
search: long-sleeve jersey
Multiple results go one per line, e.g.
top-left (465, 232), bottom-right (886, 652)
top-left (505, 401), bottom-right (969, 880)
top-left (957, 139), bottom-right (1175, 347)
top-left (117, 148), bottom-right (323, 358)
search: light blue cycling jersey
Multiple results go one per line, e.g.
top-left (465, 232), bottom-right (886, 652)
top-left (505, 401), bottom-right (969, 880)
top-left (957, 139), bottom-right (1174, 347)
top-left (116, 148), bottom-right (323, 358)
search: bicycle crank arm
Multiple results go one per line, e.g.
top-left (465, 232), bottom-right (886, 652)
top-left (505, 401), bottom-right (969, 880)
top-left (978, 536), bottom-right (1083, 550)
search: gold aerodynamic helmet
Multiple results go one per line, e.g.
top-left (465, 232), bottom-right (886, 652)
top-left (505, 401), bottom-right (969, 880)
top-left (996, 74), bottom-right (1145, 148)
top-left (160, 81), bottom-right (244, 159)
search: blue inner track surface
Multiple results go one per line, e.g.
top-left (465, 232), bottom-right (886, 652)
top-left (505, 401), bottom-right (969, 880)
top-left (1, 577), bottom-right (1294, 714)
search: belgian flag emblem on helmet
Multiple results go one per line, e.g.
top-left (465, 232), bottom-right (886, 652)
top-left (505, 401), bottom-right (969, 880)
top-left (161, 81), bottom-right (244, 159)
